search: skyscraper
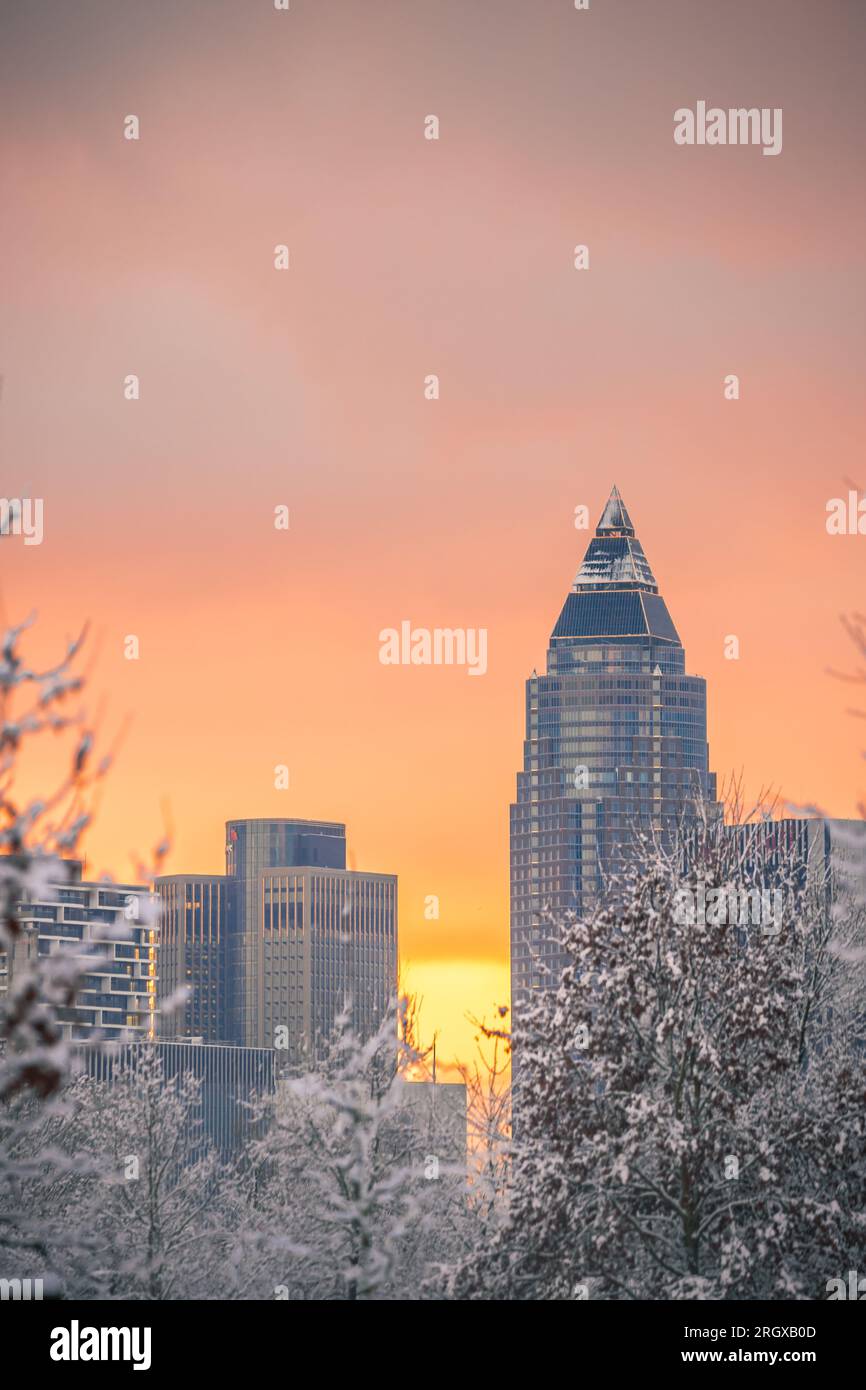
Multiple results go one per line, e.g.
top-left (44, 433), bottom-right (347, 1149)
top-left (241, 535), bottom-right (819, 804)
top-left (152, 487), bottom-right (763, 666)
top-left (157, 818), bottom-right (397, 1062)
top-left (510, 487), bottom-right (717, 1014)
top-left (224, 818), bottom-right (346, 1049)
top-left (155, 875), bottom-right (226, 1041)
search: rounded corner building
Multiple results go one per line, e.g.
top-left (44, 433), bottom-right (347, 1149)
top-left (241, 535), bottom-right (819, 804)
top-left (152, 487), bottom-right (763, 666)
top-left (509, 486), bottom-right (718, 1013)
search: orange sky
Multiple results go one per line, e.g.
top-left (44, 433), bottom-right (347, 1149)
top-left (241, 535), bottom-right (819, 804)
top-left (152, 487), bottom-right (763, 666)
top-left (2, 0), bottom-right (865, 1068)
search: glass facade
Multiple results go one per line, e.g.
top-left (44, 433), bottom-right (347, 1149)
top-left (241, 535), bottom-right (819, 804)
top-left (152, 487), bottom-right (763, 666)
top-left (260, 865), bottom-right (397, 1064)
top-left (156, 875), bottom-right (225, 1041)
top-left (224, 818), bottom-right (349, 1049)
top-left (510, 487), bottom-right (718, 1014)
top-left (158, 820), bottom-right (397, 1057)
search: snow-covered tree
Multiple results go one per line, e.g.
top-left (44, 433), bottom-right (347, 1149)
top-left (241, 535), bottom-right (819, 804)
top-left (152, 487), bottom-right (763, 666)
top-left (447, 804), bottom-right (866, 1301)
top-left (237, 997), bottom-right (466, 1300)
top-left (7, 1046), bottom-right (242, 1300)
top-left (455, 1010), bottom-right (511, 1233)
top-left (0, 615), bottom-right (110, 1284)
top-left (0, 616), bottom-right (102, 1103)
top-left (0, 616), bottom-right (171, 1294)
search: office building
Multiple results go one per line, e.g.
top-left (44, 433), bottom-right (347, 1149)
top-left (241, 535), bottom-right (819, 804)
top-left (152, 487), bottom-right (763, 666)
top-left (156, 875), bottom-right (226, 1041)
top-left (157, 819), bottom-right (398, 1063)
top-left (510, 487), bottom-right (718, 1014)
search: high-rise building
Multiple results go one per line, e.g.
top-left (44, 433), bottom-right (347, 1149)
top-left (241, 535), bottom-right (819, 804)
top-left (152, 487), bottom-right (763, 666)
top-left (726, 816), bottom-right (866, 921)
top-left (224, 818), bottom-right (346, 1049)
top-left (2, 861), bottom-right (158, 1040)
top-left (157, 819), bottom-right (397, 1062)
top-left (155, 875), bottom-right (226, 1041)
top-left (510, 487), bottom-right (717, 1014)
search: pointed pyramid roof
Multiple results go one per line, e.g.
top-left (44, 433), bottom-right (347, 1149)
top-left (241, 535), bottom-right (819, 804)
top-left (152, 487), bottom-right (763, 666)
top-left (550, 486), bottom-right (680, 646)
top-left (596, 484), bottom-right (635, 536)
top-left (573, 486), bottom-right (657, 592)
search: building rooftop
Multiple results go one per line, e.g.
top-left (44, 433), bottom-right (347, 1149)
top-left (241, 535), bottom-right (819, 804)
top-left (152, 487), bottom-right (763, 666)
top-left (553, 486), bottom-right (680, 645)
